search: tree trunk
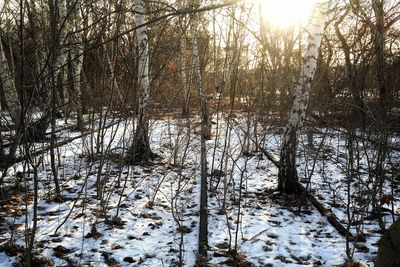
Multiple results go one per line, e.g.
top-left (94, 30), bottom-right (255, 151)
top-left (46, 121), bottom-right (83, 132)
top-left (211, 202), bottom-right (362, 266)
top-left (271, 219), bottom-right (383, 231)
top-left (54, 0), bottom-right (69, 117)
top-left (49, 0), bottom-right (61, 197)
top-left (0, 37), bottom-right (20, 125)
top-left (22, 0), bottom-right (52, 142)
top-left (372, 0), bottom-right (390, 231)
top-left (372, 0), bottom-right (388, 108)
top-left (278, 1), bottom-right (326, 194)
top-left (128, 0), bottom-right (153, 163)
top-left (181, 35), bottom-right (192, 117)
top-left (375, 218), bottom-right (400, 266)
top-left (191, 13), bottom-right (211, 140)
top-left (190, 13), bottom-right (209, 259)
top-left (70, 0), bottom-right (84, 130)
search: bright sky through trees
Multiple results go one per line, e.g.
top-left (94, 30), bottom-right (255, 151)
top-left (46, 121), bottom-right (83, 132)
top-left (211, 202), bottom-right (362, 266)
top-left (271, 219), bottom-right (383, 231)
top-left (255, 0), bottom-right (318, 28)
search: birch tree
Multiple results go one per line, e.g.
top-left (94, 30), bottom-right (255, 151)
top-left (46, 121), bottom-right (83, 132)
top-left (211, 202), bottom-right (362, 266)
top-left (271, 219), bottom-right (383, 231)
top-left (128, 0), bottom-right (153, 163)
top-left (278, 1), bottom-right (327, 194)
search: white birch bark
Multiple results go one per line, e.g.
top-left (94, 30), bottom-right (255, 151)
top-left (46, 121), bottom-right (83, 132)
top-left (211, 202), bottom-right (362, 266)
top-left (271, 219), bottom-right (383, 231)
top-left (129, 0), bottom-right (152, 162)
top-left (278, 1), bottom-right (327, 193)
top-left (135, 0), bottom-right (150, 116)
top-left (0, 37), bottom-right (20, 124)
top-left (286, 13), bottom-right (325, 130)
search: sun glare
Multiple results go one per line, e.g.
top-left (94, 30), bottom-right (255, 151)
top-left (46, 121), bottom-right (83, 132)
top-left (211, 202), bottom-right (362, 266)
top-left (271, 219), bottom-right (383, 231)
top-left (256, 0), bottom-right (318, 28)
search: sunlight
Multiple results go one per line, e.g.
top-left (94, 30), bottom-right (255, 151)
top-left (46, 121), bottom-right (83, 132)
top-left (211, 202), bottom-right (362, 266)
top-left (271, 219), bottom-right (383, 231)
top-left (255, 0), bottom-right (318, 28)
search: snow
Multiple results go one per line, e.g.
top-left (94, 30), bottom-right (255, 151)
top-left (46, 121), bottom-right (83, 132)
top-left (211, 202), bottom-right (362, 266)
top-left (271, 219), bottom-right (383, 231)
top-left (0, 114), bottom-right (398, 266)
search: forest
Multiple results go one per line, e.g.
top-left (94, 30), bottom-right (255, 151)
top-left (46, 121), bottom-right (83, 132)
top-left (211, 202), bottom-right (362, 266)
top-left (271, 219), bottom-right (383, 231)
top-left (0, 0), bottom-right (399, 266)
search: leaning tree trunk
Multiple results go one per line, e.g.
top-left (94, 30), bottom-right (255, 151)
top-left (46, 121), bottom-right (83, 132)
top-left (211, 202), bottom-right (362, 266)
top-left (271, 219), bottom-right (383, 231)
top-left (0, 37), bottom-right (20, 126)
top-left (278, 1), bottom-right (327, 194)
top-left (128, 0), bottom-right (153, 163)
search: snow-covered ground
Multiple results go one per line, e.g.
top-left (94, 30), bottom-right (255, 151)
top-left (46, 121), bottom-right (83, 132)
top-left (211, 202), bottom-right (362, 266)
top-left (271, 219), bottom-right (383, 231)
top-left (0, 114), bottom-right (398, 266)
